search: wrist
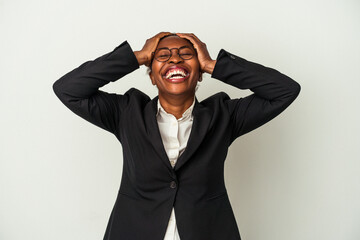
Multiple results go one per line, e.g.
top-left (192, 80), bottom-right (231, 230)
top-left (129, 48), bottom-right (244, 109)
top-left (134, 51), bottom-right (149, 66)
top-left (203, 60), bottom-right (216, 74)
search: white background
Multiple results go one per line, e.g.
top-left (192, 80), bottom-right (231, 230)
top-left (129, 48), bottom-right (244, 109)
top-left (1, 0), bottom-right (359, 239)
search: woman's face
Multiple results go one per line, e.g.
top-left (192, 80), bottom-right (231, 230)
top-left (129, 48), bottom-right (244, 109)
top-left (149, 35), bottom-right (201, 98)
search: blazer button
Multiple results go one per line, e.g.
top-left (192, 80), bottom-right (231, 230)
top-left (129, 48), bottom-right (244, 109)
top-left (230, 55), bottom-right (236, 59)
top-left (170, 181), bottom-right (177, 189)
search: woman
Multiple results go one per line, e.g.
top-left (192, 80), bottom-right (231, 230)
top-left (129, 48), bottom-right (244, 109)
top-left (53, 32), bottom-right (301, 240)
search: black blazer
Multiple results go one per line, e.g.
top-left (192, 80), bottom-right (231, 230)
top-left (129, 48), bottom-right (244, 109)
top-left (53, 41), bottom-right (300, 240)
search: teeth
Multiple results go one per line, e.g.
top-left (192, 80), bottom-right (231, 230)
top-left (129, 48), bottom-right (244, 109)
top-left (165, 69), bottom-right (188, 79)
top-left (169, 75), bottom-right (184, 79)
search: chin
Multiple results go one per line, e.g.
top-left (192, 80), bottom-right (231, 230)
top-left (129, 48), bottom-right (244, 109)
top-left (155, 76), bottom-right (197, 97)
top-left (162, 88), bottom-right (196, 97)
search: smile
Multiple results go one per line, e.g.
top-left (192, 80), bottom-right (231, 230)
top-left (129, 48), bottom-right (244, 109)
top-left (163, 67), bottom-right (190, 83)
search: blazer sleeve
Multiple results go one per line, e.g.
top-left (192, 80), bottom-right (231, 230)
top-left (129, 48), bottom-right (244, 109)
top-left (211, 49), bottom-right (301, 143)
top-left (52, 41), bottom-right (139, 134)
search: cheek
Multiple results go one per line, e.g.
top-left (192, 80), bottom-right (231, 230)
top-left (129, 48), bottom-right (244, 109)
top-left (191, 60), bottom-right (201, 73)
top-left (149, 65), bottom-right (163, 85)
top-left (151, 62), bottom-right (164, 74)
top-left (193, 62), bottom-right (201, 77)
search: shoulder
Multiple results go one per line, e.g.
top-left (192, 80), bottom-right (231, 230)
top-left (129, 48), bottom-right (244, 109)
top-left (123, 88), bottom-right (151, 102)
top-left (109, 87), bottom-right (151, 112)
top-left (196, 92), bottom-right (233, 120)
top-left (199, 91), bottom-right (231, 107)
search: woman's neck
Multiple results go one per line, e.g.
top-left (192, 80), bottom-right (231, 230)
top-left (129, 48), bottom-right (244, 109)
top-left (158, 94), bottom-right (195, 119)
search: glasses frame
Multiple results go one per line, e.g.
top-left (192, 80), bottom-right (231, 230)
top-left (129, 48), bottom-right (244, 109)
top-left (151, 46), bottom-right (196, 63)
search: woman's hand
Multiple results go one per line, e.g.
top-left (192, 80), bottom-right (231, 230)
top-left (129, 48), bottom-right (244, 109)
top-left (176, 33), bottom-right (216, 74)
top-left (134, 32), bottom-right (172, 67)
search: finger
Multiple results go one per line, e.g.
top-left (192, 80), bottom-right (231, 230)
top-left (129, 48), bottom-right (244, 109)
top-left (184, 33), bottom-right (204, 46)
top-left (176, 33), bottom-right (199, 46)
top-left (149, 32), bottom-right (172, 50)
top-left (150, 32), bottom-right (171, 43)
top-left (176, 33), bottom-right (194, 39)
top-left (176, 32), bottom-right (198, 39)
top-left (178, 32), bottom-right (198, 39)
top-left (177, 33), bottom-right (204, 48)
top-left (155, 31), bottom-right (171, 36)
top-left (154, 32), bottom-right (173, 45)
top-left (188, 33), bottom-right (202, 43)
top-left (156, 31), bottom-right (172, 39)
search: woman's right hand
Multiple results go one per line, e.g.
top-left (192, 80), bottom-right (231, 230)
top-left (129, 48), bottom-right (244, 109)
top-left (134, 32), bottom-right (172, 67)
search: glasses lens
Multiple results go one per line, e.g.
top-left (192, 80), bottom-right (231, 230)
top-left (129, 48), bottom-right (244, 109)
top-left (154, 47), bottom-right (195, 62)
top-left (154, 49), bottom-right (171, 62)
top-left (179, 47), bottom-right (194, 60)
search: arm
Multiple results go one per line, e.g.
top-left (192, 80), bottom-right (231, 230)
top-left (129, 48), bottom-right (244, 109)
top-left (53, 32), bottom-right (173, 133)
top-left (211, 49), bottom-right (301, 142)
top-left (52, 41), bottom-right (139, 133)
top-left (175, 33), bottom-right (301, 142)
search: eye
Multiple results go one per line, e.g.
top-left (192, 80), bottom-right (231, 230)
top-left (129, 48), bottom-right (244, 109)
top-left (179, 50), bottom-right (192, 54)
top-left (179, 47), bottom-right (194, 59)
top-left (155, 49), bottom-right (171, 60)
top-left (179, 46), bottom-right (193, 52)
top-left (179, 52), bottom-right (193, 60)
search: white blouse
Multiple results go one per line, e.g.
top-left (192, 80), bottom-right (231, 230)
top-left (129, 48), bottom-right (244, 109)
top-left (156, 98), bottom-right (195, 240)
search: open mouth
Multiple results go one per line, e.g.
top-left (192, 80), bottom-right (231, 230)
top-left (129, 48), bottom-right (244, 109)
top-left (163, 67), bottom-right (190, 82)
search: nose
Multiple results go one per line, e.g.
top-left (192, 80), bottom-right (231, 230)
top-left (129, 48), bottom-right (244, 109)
top-left (168, 49), bottom-right (183, 63)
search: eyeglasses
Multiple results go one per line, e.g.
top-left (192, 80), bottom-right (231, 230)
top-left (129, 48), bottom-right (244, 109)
top-left (152, 46), bottom-right (196, 62)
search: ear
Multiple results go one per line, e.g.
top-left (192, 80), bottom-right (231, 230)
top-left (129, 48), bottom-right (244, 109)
top-left (149, 71), bottom-right (156, 85)
top-left (198, 72), bottom-right (203, 82)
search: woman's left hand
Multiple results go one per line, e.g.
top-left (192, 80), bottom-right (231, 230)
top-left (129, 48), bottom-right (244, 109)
top-left (176, 33), bottom-right (216, 74)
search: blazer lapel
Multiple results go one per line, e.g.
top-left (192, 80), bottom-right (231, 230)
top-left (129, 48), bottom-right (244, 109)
top-left (144, 96), bottom-right (212, 173)
top-left (144, 96), bottom-right (174, 173)
top-left (174, 98), bottom-right (212, 171)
